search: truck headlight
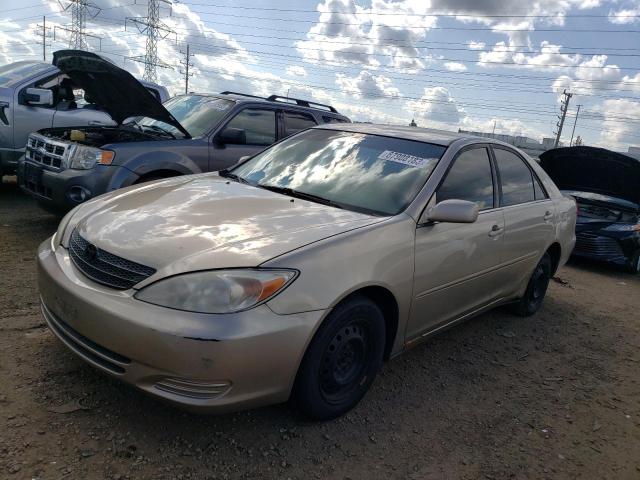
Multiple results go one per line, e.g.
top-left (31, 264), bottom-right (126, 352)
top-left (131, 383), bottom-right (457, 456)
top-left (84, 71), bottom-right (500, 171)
top-left (64, 145), bottom-right (115, 170)
top-left (134, 269), bottom-right (298, 314)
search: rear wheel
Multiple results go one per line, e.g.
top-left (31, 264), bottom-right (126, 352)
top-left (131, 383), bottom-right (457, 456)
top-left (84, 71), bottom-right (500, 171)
top-left (510, 253), bottom-right (552, 317)
top-left (294, 295), bottom-right (385, 420)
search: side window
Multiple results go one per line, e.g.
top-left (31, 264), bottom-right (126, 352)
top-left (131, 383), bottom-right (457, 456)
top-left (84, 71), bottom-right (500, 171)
top-left (437, 147), bottom-right (494, 210)
top-left (282, 110), bottom-right (317, 137)
top-left (533, 174), bottom-right (548, 200)
top-left (494, 148), bottom-right (536, 206)
top-left (224, 108), bottom-right (276, 146)
top-left (322, 116), bottom-right (349, 124)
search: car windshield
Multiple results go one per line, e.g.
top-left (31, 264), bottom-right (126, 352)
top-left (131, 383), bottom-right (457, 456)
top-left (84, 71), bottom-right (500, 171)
top-left (0, 62), bottom-right (52, 88)
top-left (136, 95), bottom-right (235, 137)
top-left (230, 129), bottom-right (446, 216)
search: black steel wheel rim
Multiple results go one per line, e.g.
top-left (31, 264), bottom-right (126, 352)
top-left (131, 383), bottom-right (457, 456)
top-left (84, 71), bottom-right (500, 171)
top-left (319, 320), bottom-right (372, 404)
top-left (531, 264), bottom-right (548, 301)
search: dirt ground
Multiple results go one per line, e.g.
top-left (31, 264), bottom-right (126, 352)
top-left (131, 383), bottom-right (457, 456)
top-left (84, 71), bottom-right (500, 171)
top-left (1, 175), bottom-right (639, 480)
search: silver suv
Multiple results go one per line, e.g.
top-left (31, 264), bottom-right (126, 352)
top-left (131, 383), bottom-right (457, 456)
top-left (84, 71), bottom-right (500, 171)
top-left (0, 53), bottom-right (168, 179)
top-left (17, 50), bottom-right (349, 212)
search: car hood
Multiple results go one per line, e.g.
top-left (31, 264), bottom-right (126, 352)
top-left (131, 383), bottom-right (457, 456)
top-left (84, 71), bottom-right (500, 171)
top-left (540, 146), bottom-right (640, 205)
top-left (52, 50), bottom-right (190, 138)
top-left (68, 175), bottom-right (383, 283)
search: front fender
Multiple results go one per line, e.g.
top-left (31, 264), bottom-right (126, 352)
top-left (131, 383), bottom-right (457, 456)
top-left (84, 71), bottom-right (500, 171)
top-left (109, 151), bottom-right (201, 189)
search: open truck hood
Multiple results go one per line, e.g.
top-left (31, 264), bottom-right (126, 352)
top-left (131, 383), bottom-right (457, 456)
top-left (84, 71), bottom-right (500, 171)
top-left (540, 146), bottom-right (640, 206)
top-left (52, 50), bottom-right (190, 138)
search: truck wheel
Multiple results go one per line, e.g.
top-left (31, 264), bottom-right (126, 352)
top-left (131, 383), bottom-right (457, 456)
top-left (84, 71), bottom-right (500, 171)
top-left (293, 295), bottom-right (385, 420)
top-left (510, 253), bottom-right (552, 317)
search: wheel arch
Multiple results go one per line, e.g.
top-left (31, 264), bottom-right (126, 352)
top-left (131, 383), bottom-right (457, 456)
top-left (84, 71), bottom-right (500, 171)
top-left (546, 242), bottom-right (562, 275)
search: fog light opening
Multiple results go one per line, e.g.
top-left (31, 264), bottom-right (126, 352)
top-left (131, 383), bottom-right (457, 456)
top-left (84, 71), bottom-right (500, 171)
top-left (68, 186), bottom-right (91, 203)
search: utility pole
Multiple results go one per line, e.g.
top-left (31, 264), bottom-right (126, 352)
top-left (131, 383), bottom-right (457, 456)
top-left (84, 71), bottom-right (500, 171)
top-left (569, 104), bottom-right (582, 147)
top-left (492, 119), bottom-right (496, 135)
top-left (126, 0), bottom-right (176, 83)
top-left (57, 0), bottom-right (101, 50)
top-left (179, 44), bottom-right (194, 94)
top-left (35, 16), bottom-right (51, 61)
top-left (554, 89), bottom-right (573, 148)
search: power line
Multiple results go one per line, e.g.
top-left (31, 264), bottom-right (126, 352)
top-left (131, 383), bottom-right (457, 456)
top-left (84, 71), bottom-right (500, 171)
top-left (179, 43), bottom-right (194, 94)
top-left (57, 0), bottom-right (101, 50)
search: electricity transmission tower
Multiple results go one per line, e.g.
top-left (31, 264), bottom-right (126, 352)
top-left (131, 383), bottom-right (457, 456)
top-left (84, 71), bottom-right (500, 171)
top-left (554, 90), bottom-right (573, 148)
top-left (179, 44), bottom-right (194, 94)
top-left (57, 0), bottom-right (101, 50)
top-left (34, 16), bottom-right (52, 61)
top-left (126, 0), bottom-right (176, 83)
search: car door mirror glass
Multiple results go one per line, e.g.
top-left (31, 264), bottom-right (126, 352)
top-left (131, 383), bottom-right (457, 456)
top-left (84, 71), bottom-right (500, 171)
top-left (24, 88), bottom-right (54, 107)
top-left (423, 199), bottom-right (479, 224)
top-left (216, 127), bottom-right (246, 145)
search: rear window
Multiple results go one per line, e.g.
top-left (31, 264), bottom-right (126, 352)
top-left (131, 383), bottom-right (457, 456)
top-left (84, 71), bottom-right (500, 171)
top-left (323, 116), bottom-right (349, 124)
top-left (282, 111), bottom-right (317, 137)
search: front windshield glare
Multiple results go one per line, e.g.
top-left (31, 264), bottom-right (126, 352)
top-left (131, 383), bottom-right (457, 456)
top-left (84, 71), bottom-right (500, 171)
top-left (138, 95), bottom-right (235, 137)
top-left (232, 129), bottom-right (446, 216)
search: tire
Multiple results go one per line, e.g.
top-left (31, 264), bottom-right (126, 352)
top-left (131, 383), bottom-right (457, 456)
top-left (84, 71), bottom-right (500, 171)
top-left (510, 253), bottom-right (552, 317)
top-left (626, 251), bottom-right (640, 274)
top-left (293, 295), bottom-right (385, 420)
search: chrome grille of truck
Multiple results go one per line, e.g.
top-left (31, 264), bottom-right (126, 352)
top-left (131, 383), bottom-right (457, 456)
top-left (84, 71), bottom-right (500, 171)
top-left (25, 134), bottom-right (67, 169)
top-left (68, 229), bottom-right (156, 290)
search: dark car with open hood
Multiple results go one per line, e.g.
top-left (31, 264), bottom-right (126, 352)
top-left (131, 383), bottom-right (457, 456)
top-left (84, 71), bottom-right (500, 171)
top-left (17, 50), bottom-right (349, 212)
top-left (540, 146), bottom-right (640, 273)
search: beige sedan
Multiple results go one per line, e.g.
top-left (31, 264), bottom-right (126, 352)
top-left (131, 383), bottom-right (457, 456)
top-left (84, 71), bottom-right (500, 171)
top-left (38, 124), bottom-right (576, 419)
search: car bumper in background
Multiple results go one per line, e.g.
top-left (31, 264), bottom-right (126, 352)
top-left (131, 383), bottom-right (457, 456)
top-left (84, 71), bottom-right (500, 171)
top-left (573, 229), bottom-right (640, 267)
top-left (17, 159), bottom-right (129, 212)
top-left (37, 238), bottom-right (324, 413)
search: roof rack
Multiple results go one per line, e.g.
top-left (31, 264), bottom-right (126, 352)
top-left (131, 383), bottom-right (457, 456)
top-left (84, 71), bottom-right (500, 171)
top-left (219, 91), bottom-right (338, 113)
top-left (219, 91), bottom-right (265, 100)
top-left (266, 95), bottom-right (338, 113)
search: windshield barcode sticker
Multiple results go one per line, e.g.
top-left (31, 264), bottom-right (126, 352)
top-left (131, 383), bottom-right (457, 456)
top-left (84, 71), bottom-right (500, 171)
top-left (378, 150), bottom-right (433, 168)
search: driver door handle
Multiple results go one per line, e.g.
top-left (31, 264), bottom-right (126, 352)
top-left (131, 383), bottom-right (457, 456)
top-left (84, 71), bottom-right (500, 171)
top-left (543, 210), bottom-right (553, 221)
top-left (488, 224), bottom-right (503, 237)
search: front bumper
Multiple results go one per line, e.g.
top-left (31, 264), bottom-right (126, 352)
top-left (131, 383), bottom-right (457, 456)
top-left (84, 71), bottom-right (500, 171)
top-left (18, 159), bottom-right (132, 212)
top-left (573, 228), bottom-right (640, 267)
top-left (37, 238), bottom-right (325, 413)
top-left (0, 148), bottom-right (22, 176)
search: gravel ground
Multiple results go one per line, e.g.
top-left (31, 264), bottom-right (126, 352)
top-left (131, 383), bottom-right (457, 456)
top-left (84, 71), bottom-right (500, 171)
top-left (1, 176), bottom-right (639, 480)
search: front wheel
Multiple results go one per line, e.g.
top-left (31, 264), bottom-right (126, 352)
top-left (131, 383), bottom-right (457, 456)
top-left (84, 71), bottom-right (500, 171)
top-left (293, 295), bottom-right (385, 420)
top-left (626, 250), bottom-right (640, 274)
top-left (510, 253), bottom-right (552, 317)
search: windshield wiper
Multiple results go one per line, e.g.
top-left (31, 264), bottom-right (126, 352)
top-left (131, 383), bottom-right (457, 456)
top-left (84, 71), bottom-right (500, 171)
top-left (139, 124), bottom-right (177, 139)
top-left (219, 170), bottom-right (251, 184)
top-left (257, 184), bottom-right (342, 208)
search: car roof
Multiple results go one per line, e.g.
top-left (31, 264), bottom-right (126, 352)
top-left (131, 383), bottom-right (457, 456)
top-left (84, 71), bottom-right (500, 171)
top-left (312, 122), bottom-right (505, 147)
top-left (188, 92), bottom-right (349, 118)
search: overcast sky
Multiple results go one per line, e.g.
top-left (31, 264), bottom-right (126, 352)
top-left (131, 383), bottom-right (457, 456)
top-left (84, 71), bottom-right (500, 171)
top-left (1, 0), bottom-right (639, 151)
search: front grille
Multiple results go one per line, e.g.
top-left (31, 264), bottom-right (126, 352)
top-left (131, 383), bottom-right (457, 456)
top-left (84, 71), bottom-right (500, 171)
top-left (42, 300), bottom-right (130, 375)
top-left (574, 232), bottom-right (625, 259)
top-left (26, 134), bottom-right (68, 170)
top-left (68, 230), bottom-right (156, 290)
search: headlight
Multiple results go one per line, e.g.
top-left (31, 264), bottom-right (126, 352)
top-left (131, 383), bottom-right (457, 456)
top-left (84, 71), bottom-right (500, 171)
top-left (134, 269), bottom-right (298, 314)
top-left (52, 206), bottom-right (78, 248)
top-left (63, 144), bottom-right (115, 170)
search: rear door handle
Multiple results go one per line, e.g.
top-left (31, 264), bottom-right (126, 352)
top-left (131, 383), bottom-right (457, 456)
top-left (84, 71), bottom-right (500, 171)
top-left (488, 224), bottom-right (503, 237)
top-left (543, 211), bottom-right (553, 221)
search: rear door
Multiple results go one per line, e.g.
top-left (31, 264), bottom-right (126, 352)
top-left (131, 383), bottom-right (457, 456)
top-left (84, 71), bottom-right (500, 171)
top-left (279, 109), bottom-right (317, 139)
top-left (491, 146), bottom-right (556, 297)
top-left (209, 106), bottom-right (277, 171)
top-left (408, 146), bottom-right (505, 340)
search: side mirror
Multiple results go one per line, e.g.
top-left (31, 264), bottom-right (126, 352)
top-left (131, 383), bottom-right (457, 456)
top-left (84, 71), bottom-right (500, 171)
top-left (216, 127), bottom-right (246, 145)
top-left (423, 199), bottom-right (479, 224)
top-left (23, 88), bottom-right (54, 106)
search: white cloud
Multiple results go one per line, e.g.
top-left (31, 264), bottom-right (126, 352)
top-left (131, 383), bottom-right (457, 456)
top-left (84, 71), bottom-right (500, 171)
top-left (285, 65), bottom-right (308, 77)
top-left (599, 99), bottom-right (640, 148)
top-left (608, 5), bottom-right (640, 24)
top-left (467, 41), bottom-right (486, 50)
top-left (406, 87), bottom-right (462, 125)
top-left (335, 70), bottom-right (400, 99)
top-left (479, 41), bottom-right (581, 70)
top-left (444, 62), bottom-right (467, 72)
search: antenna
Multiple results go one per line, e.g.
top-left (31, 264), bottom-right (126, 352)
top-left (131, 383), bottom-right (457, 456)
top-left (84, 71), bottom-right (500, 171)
top-left (126, 0), bottom-right (176, 83)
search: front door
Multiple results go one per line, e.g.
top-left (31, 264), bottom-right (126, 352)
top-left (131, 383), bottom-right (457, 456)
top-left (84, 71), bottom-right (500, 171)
top-left (407, 146), bottom-right (504, 341)
top-left (210, 107), bottom-right (277, 171)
